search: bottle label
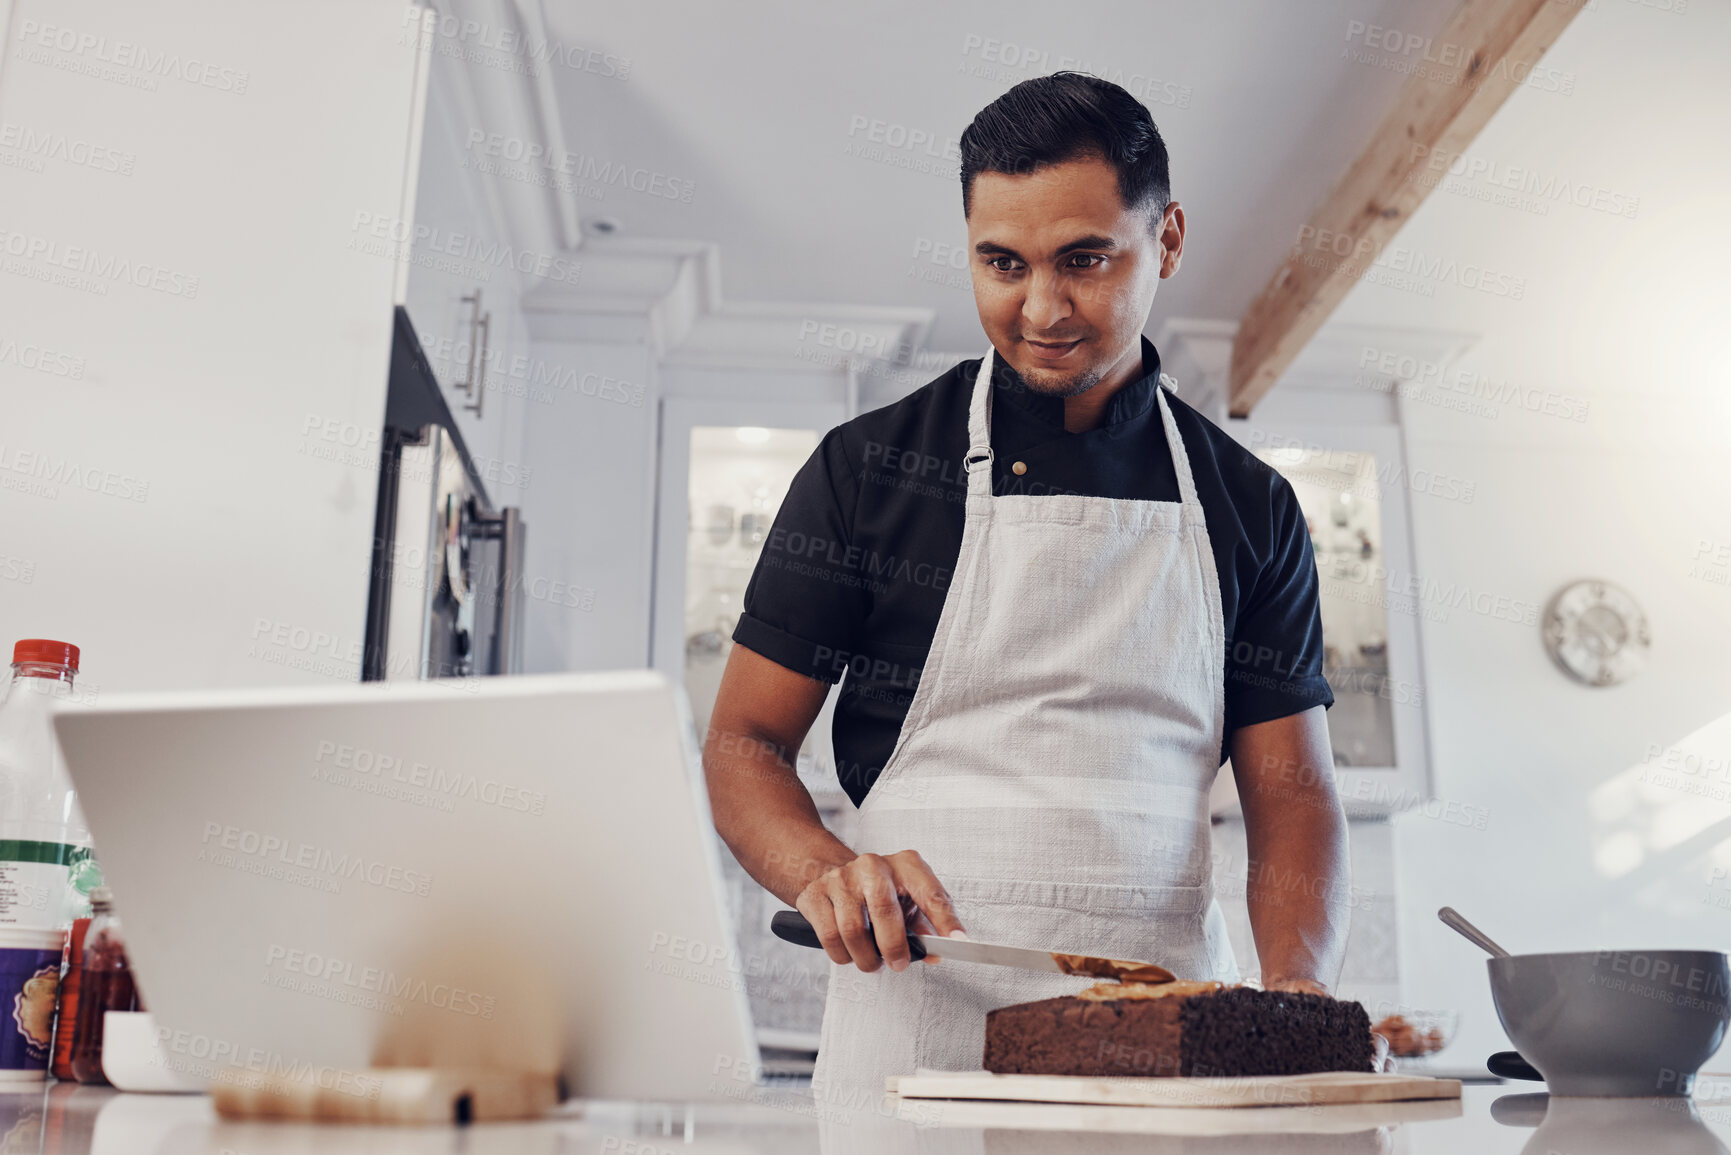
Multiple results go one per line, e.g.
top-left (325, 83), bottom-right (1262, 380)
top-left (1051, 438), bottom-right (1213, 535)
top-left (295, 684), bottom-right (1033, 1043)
top-left (0, 842), bottom-right (85, 928)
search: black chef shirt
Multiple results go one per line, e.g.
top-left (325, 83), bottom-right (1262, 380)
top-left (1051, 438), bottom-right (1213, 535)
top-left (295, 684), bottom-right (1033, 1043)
top-left (733, 336), bottom-right (1334, 807)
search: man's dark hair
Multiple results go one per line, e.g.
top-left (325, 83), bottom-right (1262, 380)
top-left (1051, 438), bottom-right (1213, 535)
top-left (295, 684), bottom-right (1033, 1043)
top-left (959, 72), bottom-right (1171, 230)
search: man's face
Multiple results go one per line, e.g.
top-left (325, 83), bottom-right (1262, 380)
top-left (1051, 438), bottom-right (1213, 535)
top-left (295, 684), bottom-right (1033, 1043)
top-left (966, 153), bottom-right (1183, 397)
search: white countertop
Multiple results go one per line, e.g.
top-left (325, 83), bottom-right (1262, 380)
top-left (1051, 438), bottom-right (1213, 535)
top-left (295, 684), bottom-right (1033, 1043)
top-left (8, 1077), bottom-right (1730, 1153)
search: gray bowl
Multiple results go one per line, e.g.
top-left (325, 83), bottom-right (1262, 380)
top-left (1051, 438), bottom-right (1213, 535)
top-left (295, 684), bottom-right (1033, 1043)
top-left (1489, 950), bottom-right (1730, 1097)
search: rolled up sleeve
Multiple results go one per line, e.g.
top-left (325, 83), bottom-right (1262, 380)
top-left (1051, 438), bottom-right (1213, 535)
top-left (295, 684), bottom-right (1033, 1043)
top-left (732, 427), bottom-right (865, 685)
top-left (1223, 476), bottom-right (1335, 734)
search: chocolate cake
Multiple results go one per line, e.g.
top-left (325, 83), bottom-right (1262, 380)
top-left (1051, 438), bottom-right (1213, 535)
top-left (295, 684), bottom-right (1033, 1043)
top-left (983, 980), bottom-right (1374, 1078)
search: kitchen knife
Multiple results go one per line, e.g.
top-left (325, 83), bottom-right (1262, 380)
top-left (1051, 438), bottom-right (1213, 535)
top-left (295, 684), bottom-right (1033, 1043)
top-left (769, 910), bottom-right (1176, 983)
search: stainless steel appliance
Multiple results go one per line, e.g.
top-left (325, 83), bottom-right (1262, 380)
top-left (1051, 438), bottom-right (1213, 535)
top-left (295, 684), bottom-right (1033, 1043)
top-left (363, 307), bottom-right (525, 681)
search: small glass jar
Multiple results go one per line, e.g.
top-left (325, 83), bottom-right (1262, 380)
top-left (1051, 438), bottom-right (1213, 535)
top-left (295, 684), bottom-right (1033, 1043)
top-left (69, 888), bottom-right (140, 1085)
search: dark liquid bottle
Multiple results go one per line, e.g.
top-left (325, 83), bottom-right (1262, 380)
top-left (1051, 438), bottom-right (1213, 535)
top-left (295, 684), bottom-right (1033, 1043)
top-left (50, 915), bottom-right (91, 1081)
top-left (70, 888), bottom-right (140, 1085)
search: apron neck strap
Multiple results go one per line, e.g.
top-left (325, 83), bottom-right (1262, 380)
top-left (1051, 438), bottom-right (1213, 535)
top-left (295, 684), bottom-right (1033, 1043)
top-left (963, 346), bottom-right (996, 496)
top-left (1153, 380), bottom-right (1202, 508)
top-left (964, 348), bottom-right (1202, 508)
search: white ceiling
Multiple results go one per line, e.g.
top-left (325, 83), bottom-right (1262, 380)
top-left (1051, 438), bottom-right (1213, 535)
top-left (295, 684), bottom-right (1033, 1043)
top-left (538, 0), bottom-right (1455, 351)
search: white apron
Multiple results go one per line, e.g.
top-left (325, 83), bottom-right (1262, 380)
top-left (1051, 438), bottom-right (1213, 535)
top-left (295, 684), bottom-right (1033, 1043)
top-left (811, 347), bottom-right (1238, 1096)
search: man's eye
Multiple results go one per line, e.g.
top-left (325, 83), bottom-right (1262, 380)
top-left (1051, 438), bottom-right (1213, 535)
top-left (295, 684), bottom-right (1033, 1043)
top-left (989, 257), bottom-right (1019, 273)
top-left (1069, 254), bottom-right (1104, 270)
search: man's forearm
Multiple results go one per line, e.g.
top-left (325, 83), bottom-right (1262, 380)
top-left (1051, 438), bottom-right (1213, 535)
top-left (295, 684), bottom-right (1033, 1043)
top-left (1230, 708), bottom-right (1352, 992)
top-left (702, 725), bottom-right (856, 907)
top-left (1245, 798), bottom-right (1349, 989)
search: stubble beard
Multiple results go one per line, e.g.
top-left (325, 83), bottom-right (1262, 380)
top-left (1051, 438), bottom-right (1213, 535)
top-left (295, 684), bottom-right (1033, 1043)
top-left (1003, 360), bottom-right (1104, 399)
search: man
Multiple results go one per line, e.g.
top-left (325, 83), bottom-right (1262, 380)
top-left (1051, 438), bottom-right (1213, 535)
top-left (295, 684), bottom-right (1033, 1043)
top-left (702, 73), bottom-right (1350, 1089)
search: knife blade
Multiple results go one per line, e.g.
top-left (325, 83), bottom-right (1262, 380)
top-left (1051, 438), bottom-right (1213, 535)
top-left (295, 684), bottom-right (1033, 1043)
top-left (769, 910), bottom-right (1175, 983)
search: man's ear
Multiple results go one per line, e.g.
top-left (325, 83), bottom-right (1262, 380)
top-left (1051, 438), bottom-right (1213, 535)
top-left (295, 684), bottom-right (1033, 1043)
top-left (1159, 202), bottom-right (1186, 279)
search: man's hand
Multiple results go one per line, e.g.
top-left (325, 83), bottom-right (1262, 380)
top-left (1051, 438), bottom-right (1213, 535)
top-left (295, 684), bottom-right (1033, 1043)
top-left (795, 849), bottom-right (966, 973)
top-left (702, 648), bottom-right (965, 974)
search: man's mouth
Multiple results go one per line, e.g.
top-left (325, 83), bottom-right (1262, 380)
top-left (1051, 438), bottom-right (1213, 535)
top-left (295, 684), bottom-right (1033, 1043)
top-left (1023, 337), bottom-right (1084, 360)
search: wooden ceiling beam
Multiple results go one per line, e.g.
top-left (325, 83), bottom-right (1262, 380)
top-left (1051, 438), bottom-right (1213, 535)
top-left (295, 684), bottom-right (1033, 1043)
top-left (1228, 0), bottom-right (1585, 416)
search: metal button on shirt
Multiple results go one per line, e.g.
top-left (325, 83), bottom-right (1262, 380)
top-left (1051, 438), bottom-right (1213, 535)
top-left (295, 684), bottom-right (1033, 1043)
top-left (1011, 460), bottom-right (1027, 475)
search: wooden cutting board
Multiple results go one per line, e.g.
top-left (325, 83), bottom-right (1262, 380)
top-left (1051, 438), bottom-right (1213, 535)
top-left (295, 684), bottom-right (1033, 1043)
top-left (212, 1068), bottom-right (560, 1123)
top-left (888, 1069), bottom-right (1461, 1108)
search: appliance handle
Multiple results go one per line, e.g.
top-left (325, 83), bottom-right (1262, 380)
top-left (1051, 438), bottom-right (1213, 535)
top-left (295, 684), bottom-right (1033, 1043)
top-left (464, 311), bottom-right (490, 418)
top-left (458, 291), bottom-right (482, 399)
top-left (494, 506), bottom-right (523, 675)
top-left (468, 505), bottom-right (525, 676)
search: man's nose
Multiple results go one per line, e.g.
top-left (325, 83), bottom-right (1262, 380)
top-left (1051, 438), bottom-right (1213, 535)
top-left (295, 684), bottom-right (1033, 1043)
top-left (1021, 271), bottom-right (1071, 331)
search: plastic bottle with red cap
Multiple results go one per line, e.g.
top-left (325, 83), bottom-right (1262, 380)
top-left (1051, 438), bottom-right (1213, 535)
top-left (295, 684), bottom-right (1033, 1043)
top-left (0, 640), bottom-right (97, 930)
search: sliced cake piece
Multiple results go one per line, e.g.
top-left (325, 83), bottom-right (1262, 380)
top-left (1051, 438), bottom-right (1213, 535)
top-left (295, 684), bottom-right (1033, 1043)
top-left (983, 981), bottom-right (1374, 1078)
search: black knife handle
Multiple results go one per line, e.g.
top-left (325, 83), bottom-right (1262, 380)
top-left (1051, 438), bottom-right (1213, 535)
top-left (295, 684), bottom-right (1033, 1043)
top-left (770, 910), bottom-right (927, 961)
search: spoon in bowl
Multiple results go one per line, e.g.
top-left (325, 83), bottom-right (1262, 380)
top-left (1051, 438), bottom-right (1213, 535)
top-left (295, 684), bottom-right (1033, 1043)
top-left (1437, 906), bottom-right (1512, 958)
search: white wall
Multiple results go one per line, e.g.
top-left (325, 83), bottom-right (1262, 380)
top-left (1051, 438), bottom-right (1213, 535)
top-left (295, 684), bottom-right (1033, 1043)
top-left (1315, 0), bottom-right (1731, 1064)
top-left (397, 1), bottom-right (565, 525)
top-left (0, 0), bottom-right (422, 693)
top-left (517, 339), bottom-right (659, 673)
top-left (1388, 387), bottom-right (1731, 1063)
top-left (400, 35), bottom-right (532, 512)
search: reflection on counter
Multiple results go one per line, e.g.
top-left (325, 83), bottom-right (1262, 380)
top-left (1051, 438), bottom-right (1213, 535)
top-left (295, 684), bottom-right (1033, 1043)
top-left (1495, 1091), bottom-right (1731, 1155)
top-left (3, 1081), bottom-right (1731, 1154)
top-left (815, 1094), bottom-right (1452, 1152)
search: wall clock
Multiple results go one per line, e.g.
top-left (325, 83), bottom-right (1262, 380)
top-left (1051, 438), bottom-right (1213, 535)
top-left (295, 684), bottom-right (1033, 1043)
top-left (1542, 579), bottom-right (1650, 686)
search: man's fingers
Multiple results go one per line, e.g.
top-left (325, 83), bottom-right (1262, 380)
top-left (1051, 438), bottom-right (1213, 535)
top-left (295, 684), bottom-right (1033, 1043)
top-left (906, 909), bottom-right (944, 964)
top-left (793, 850), bottom-right (959, 974)
top-left (795, 892), bottom-right (851, 967)
top-left (891, 852), bottom-right (965, 938)
top-left (829, 885), bottom-right (882, 973)
top-left (861, 872), bottom-right (912, 972)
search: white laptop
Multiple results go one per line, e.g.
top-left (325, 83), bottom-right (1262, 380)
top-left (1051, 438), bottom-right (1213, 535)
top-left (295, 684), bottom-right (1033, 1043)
top-left (51, 670), bottom-right (760, 1103)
